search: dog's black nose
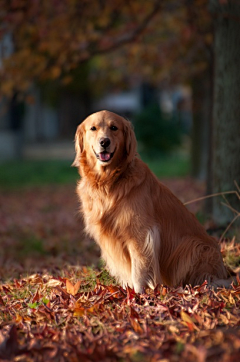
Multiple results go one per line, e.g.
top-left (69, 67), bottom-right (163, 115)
top-left (99, 137), bottom-right (111, 148)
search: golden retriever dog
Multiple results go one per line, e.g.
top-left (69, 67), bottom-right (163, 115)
top-left (73, 110), bottom-right (231, 292)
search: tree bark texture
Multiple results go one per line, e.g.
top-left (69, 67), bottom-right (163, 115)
top-left (191, 69), bottom-right (212, 181)
top-left (210, 0), bottom-right (240, 225)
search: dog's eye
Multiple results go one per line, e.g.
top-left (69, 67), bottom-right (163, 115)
top-left (90, 126), bottom-right (97, 131)
top-left (110, 125), bottom-right (118, 131)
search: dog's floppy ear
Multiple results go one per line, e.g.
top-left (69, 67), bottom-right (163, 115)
top-left (72, 123), bottom-right (84, 167)
top-left (123, 119), bottom-right (137, 162)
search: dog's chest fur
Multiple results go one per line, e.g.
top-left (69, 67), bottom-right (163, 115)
top-left (77, 175), bottom-right (147, 287)
top-left (78, 179), bottom-right (134, 240)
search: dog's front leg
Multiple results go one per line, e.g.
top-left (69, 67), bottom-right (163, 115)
top-left (128, 227), bottom-right (161, 293)
top-left (128, 244), bottom-right (148, 294)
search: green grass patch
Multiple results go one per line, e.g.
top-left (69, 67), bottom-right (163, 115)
top-left (0, 160), bottom-right (78, 189)
top-left (79, 267), bottom-right (117, 292)
top-left (141, 153), bottom-right (190, 178)
top-left (0, 154), bottom-right (190, 189)
top-left (17, 235), bottom-right (47, 257)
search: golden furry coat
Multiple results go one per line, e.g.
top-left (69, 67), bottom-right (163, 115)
top-left (73, 110), bottom-right (229, 293)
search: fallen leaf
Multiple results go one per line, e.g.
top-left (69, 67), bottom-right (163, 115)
top-left (32, 288), bottom-right (41, 303)
top-left (130, 318), bottom-right (144, 334)
top-left (66, 279), bottom-right (81, 296)
top-left (46, 279), bottom-right (62, 288)
top-left (181, 310), bottom-right (199, 331)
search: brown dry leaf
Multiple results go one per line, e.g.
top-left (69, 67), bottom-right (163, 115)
top-left (14, 314), bottom-right (23, 324)
top-left (86, 304), bottom-right (99, 315)
top-left (220, 314), bottom-right (229, 325)
top-left (228, 293), bottom-right (236, 305)
top-left (66, 279), bottom-right (81, 296)
top-left (28, 274), bottom-right (43, 285)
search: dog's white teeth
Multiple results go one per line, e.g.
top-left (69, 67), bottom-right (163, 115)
top-left (99, 152), bottom-right (111, 161)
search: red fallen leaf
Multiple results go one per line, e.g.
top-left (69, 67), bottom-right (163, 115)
top-left (14, 279), bottom-right (22, 288)
top-left (196, 280), bottom-right (208, 292)
top-left (236, 273), bottom-right (240, 285)
top-left (2, 285), bottom-right (12, 294)
top-left (154, 284), bottom-right (160, 296)
top-left (126, 286), bottom-right (136, 304)
top-left (32, 288), bottom-right (41, 303)
top-left (185, 321), bottom-right (195, 332)
top-left (107, 285), bottom-right (124, 299)
top-left (130, 307), bottom-right (140, 320)
top-left (66, 279), bottom-right (81, 296)
top-left (115, 325), bottom-right (126, 333)
top-left (130, 318), bottom-right (144, 334)
top-left (193, 313), bottom-right (203, 325)
top-left (181, 310), bottom-right (199, 331)
top-left (0, 295), bottom-right (4, 306)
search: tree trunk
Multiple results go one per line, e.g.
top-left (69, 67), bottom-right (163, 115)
top-left (210, 0), bottom-right (240, 225)
top-left (191, 68), bottom-right (212, 181)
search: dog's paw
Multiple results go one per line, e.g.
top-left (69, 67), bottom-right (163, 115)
top-left (133, 283), bottom-right (145, 294)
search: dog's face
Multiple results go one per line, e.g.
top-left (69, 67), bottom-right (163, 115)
top-left (83, 111), bottom-right (124, 166)
top-left (73, 110), bottom-right (136, 171)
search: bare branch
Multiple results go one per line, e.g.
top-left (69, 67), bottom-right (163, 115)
top-left (89, 1), bottom-right (162, 57)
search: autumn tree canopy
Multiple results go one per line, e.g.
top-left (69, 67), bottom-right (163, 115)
top-left (0, 0), bottom-right (164, 97)
top-left (0, 0), bottom-right (213, 98)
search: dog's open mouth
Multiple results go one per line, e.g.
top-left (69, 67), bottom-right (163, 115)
top-left (94, 150), bottom-right (115, 162)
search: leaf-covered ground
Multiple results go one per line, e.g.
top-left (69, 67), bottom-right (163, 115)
top-left (0, 180), bottom-right (239, 361)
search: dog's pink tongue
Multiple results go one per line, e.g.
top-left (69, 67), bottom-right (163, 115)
top-left (99, 152), bottom-right (111, 161)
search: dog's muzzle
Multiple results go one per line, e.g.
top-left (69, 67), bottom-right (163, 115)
top-left (93, 137), bottom-right (115, 162)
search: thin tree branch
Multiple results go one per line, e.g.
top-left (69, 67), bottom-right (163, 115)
top-left (184, 190), bottom-right (239, 206)
top-left (88, 1), bottom-right (162, 57)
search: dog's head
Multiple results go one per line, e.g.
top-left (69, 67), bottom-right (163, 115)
top-left (73, 110), bottom-right (137, 171)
